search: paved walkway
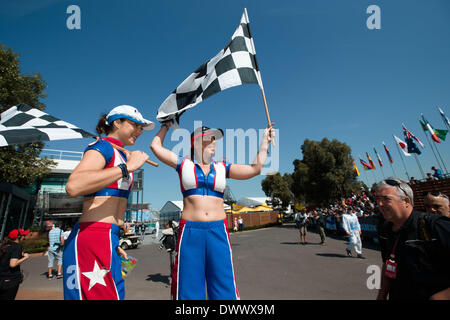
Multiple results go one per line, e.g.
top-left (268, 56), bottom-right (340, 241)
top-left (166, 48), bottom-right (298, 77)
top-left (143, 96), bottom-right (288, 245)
top-left (16, 223), bottom-right (380, 300)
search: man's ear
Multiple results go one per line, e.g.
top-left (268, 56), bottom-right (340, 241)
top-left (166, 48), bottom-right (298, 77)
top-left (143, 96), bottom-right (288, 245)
top-left (404, 196), bottom-right (412, 207)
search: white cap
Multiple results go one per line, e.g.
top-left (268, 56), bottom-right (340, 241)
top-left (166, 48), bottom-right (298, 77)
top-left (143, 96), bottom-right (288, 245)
top-left (106, 105), bottom-right (154, 131)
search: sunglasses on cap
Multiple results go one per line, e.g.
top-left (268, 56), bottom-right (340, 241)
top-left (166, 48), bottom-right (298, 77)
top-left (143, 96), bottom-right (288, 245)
top-left (422, 191), bottom-right (449, 199)
top-left (384, 179), bottom-right (409, 198)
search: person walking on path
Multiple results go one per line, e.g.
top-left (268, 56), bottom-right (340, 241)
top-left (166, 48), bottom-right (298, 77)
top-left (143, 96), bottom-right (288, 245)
top-left (0, 229), bottom-right (30, 300)
top-left (48, 221), bottom-right (65, 280)
top-left (342, 208), bottom-right (364, 259)
top-left (315, 210), bottom-right (327, 245)
top-left (295, 210), bottom-right (309, 245)
top-left (238, 216), bottom-right (244, 232)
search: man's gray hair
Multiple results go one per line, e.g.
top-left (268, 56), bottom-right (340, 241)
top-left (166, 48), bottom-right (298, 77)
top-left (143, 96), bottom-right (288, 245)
top-left (375, 177), bottom-right (414, 205)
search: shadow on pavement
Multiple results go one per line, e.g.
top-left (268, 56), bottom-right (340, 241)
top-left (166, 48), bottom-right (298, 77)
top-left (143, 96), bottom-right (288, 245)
top-left (316, 253), bottom-right (349, 259)
top-left (146, 273), bottom-right (170, 285)
top-left (280, 242), bottom-right (322, 246)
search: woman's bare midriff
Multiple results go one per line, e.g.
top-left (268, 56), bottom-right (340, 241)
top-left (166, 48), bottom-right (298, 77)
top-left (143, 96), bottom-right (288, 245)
top-left (78, 196), bottom-right (128, 227)
top-left (181, 195), bottom-right (226, 222)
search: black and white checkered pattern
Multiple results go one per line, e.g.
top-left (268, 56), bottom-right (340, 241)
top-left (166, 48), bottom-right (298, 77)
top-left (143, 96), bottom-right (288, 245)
top-left (157, 9), bottom-right (263, 126)
top-left (0, 104), bottom-right (95, 146)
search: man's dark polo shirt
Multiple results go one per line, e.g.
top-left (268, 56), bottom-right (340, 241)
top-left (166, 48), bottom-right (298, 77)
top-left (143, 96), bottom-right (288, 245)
top-left (378, 210), bottom-right (450, 300)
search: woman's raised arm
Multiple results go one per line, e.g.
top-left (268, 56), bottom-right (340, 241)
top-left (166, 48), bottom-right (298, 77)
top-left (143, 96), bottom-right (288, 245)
top-left (150, 124), bottom-right (178, 169)
top-left (229, 124), bottom-right (274, 180)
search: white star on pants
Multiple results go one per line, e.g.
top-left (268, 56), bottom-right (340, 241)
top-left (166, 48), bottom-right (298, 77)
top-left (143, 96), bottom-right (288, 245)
top-left (82, 261), bottom-right (110, 290)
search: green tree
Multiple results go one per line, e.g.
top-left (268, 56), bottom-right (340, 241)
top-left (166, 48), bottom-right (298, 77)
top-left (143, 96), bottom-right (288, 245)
top-left (291, 138), bottom-right (363, 207)
top-left (261, 172), bottom-right (293, 210)
top-left (0, 45), bottom-right (54, 187)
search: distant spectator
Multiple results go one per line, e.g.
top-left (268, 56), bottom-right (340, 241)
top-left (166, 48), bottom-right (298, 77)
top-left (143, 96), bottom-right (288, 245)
top-left (315, 210), bottom-right (327, 245)
top-left (431, 166), bottom-right (443, 179)
top-left (342, 208), bottom-right (364, 259)
top-left (0, 229), bottom-right (30, 300)
top-left (423, 191), bottom-right (450, 218)
top-left (238, 216), bottom-right (244, 232)
top-left (295, 210), bottom-right (309, 245)
top-left (409, 177), bottom-right (417, 185)
top-left (63, 226), bottom-right (72, 241)
top-left (48, 221), bottom-right (64, 280)
top-left (426, 173), bottom-right (438, 181)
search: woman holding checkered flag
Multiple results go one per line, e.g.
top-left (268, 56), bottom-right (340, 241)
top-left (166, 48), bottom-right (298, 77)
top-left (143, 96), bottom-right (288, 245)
top-left (63, 105), bottom-right (154, 300)
top-left (150, 121), bottom-right (274, 300)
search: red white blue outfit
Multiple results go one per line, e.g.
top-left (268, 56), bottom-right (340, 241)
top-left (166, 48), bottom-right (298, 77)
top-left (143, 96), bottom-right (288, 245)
top-left (63, 137), bottom-right (132, 300)
top-left (171, 156), bottom-right (240, 300)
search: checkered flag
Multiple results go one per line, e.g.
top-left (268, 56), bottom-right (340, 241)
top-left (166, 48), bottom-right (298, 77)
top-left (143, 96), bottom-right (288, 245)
top-left (0, 104), bottom-right (95, 146)
top-left (157, 8), bottom-right (263, 126)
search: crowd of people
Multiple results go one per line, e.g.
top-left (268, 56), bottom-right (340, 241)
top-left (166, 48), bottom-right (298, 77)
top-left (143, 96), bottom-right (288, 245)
top-left (293, 176), bottom-right (450, 299)
top-left (410, 166), bottom-right (445, 184)
top-left (1, 170), bottom-right (449, 300)
top-left (295, 192), bottom-right (377, 240)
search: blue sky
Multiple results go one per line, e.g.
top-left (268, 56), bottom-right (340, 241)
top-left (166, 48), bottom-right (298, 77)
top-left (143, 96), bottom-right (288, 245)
top-left (1, 0), bottom-right (450, 210)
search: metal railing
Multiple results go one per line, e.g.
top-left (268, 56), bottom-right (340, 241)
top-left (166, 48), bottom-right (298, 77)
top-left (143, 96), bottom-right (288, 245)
top-left (40, 149), bottom-right (83, 161)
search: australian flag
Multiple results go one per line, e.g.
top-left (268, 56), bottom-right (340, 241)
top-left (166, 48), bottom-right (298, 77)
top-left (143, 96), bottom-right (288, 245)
top-left (403, 130), bottom-right (421, 155)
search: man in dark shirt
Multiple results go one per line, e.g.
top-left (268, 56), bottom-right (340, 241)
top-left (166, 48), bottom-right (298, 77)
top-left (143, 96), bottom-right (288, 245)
top-left (0, 229), bottom-right (30, 300)
top-left (375, 178), bottom-right (450, 300)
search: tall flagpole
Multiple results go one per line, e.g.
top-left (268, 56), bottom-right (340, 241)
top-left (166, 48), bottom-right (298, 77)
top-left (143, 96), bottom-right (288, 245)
top-left (373, 146), bottom-right (386, 179)
top-left (243, 8), bottom-right (275, 147)
top-left (438, 106), bottom-right (450, 131)
top-left (383, 141), bottom-right (397, 177)
top-left (359, 154), bottom-right (372, 186)
top-left (413, 153), bottom-right (425, 180)
top-left (389, 161), bottom-right (396, 177)
top-left (420, 125), bottom-right (445, 175)
top-left (392, 135), bottom-right (410, 180)
top-left (379, 164), bottom-right (386, 179)
top-left (422, 113), bottom-right (449, 174)
top-left (433, 140), bottom-right (449, 174)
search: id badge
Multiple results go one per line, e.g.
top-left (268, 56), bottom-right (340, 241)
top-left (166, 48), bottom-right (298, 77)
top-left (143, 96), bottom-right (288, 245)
top-left (385, 259), bottom-right (397, 279)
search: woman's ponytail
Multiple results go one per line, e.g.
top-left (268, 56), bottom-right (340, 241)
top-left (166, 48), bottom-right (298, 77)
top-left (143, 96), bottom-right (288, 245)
top-left (96, 114), bottom-right (113, 135)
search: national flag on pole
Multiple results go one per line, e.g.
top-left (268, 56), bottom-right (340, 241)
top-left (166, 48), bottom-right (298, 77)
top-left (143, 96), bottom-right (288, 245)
top-left (393, 134), bottom-right (411, 156)
top-left (402, 126), bottom-right (421, 155)
top-left (156, 8), bottom-right (263, 126)
top-left (382, 141), bottom-right (394, 163)
top-left (366, 152), bottom-right (376, 169)
top-left (438, 107), bottom-right (450, 127)
top-left (421, 114), bottom-right (441, 143)
top-left (359, 156), bottom-right (372, 170)
top-left (0, 104), bottom-right (95, 147)
top-left (352, 158), bottom-right (360, 176)
top-left (419, 118), bottom-right (447, 141)
top-left (373, 147), bottom-right (383, 167)
top-left (402, 124), bottom-right (424, 148)
top-left (434, 128), bottom-right (448, 141)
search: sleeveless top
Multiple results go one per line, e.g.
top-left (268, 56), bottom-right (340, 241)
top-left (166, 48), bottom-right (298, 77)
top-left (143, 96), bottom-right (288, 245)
top-left (83, 137), bottom-right (133, 199)
top-left (176, 157), bottom-right (231, 199)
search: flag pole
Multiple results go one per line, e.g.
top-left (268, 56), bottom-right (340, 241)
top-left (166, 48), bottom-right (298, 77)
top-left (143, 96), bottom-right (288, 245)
top-left (260, 87), bottom-right (275, 147)
top-left (379, 164), bottom-right (386, 180)
top-left (383, 141), bottom-right (397, 177)
top-left (389, 161), bottom-right (396, 177)
top-left (243, 8), bottom-right (275, 147)
top-left (373, 146), bottom-right (386, 180)
top-left (433, 140), bottom-right (449, 175)
top-left (438, 106), bottom-right (450, 131)
top-left (420, 124), bottom-right (445, 175)
top-left (413, 153), bottom-right (425, 180)
top-left (94, 137), bottom-right (159, 167)
top-left (392, 135), bottom-right (410, 180)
